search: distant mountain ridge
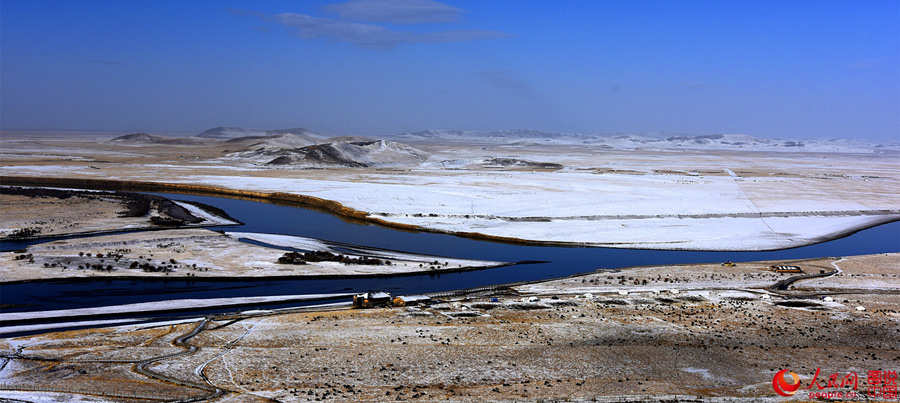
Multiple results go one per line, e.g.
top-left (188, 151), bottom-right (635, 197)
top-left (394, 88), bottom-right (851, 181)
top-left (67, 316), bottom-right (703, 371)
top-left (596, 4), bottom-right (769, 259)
top-left (114, 126), bottom-right (896, 154)
top-left (390, 129), bottom-right (897, 153)
top-left (394, 129), bottom-right (584, 142)
top-left (108, 132), bottom-right (206, 145)
top-left (197, 126), bottom-right (323, 140)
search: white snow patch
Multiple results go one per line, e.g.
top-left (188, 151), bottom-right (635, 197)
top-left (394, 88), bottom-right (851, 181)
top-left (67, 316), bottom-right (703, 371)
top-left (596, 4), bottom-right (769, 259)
top-left (227, 232), bottom-right (330, 251)
top-left (174, 201), bottom-right (239, 226)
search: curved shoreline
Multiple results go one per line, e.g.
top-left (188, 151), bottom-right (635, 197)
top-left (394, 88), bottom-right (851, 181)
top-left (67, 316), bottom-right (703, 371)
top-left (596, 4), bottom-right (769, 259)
top-left (0, 262), bottom-right (519, 286)
top-left (2, 175), bottom-right (899, 252)
top-left (0, 175), bottom-right (573, 246)
top-left (0, 225), bottom-right (237, 251)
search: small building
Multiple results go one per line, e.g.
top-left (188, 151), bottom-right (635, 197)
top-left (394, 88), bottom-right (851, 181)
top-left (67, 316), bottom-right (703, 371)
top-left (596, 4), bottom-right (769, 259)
top-left (771, 265), bottom-right (802, 273)
top-left (353, 292), bottom-right (392, 308)
top-left (392, 295), bottom-right (432, 307)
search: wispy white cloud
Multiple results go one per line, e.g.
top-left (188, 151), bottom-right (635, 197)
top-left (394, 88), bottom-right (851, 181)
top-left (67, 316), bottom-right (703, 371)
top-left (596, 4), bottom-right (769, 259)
top-left (476, 70), bottom-right (542, 100)
top-left (324, 0), bottom-right (463, 24)
top-left (263, 12), bottom-right (509, 50)
top-left (848, 59), bottom-right (879, 69)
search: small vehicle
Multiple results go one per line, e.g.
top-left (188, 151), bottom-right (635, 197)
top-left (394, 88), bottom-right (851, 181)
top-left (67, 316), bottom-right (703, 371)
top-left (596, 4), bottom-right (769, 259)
top-left (721, 261), bottom-right (735, 267)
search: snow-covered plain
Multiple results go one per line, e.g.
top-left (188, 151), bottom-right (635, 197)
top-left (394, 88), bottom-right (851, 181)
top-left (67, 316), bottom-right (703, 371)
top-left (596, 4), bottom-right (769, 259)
top-left (172, 167), bottom-right (898, 250)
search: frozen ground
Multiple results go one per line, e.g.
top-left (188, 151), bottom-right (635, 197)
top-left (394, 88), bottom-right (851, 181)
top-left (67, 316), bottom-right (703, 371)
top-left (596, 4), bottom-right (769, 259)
top-left (1, 253), bottom-right (896, 402)
top-left (0, 229), bottom-right (506, 282)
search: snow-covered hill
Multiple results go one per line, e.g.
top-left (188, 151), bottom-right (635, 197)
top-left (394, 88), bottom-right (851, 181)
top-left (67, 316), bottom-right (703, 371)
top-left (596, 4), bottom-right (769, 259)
top-left (197, 126), bottom-right (323, 140)
top-left (108, 133), bottom-right (207, 145)
top-left (223, 132), bottom-right (324, 151)
top-left (226, 140), bottom-right (429, 167)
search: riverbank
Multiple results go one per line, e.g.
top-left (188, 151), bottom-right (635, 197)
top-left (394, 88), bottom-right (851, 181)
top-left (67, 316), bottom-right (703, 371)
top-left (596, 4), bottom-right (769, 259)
top-left (0, 186), bottom-right (239, 242)
top-left (2, 253), bottom-right (897, 402)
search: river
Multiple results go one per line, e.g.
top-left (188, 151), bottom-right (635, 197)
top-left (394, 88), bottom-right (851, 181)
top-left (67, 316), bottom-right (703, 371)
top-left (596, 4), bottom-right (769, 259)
top-left (2, 191), bottom-right (898, 331)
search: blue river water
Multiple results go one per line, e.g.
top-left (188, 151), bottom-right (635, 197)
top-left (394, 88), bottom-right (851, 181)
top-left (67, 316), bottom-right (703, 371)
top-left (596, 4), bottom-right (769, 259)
top-left (2, 191), bottom-right (898, 317)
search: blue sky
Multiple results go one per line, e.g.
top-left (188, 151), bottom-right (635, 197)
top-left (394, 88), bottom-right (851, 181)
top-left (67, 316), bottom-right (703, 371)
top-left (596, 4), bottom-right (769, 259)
top-left (1, 0), bottom-right (897, 141)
